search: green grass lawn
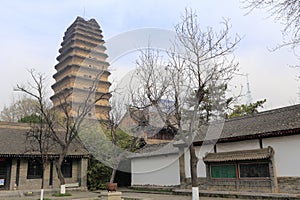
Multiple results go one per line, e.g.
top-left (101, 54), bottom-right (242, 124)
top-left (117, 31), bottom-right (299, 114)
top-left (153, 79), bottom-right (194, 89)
top-left (52, 192), bottom-right (72, 197)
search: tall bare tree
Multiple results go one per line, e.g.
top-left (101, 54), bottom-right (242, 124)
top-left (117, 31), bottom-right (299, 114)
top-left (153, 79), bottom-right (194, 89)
top-left (130, 9), bottom-right (240, 200)
top-left (15, 69), bottom-right (110, 193)
top-left (243, 0), bottom-right (300, 50)
top-left (176, 9), bottom-right (240, 199)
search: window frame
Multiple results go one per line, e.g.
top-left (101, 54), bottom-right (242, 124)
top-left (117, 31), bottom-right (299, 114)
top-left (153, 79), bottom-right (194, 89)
top-left (61, 158), bottom-right (72, 178)
top-left (27, 158), bottom-right (43, 179)
top-left (238, 162), bottom-right (270, 179)
top-left (209, 160), bottom-right (271, 180)
top-left (209, 163), bottom-right (237, 179)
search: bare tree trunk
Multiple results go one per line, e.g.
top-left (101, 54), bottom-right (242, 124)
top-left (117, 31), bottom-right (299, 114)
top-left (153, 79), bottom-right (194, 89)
top-left (41, 166), bottom-right (45, 200)
top-left (189, 144), bottom-right (199, 200)
top-left (189, 144), bottom-right (199, 187)
top-left (110, 168), bottom-right (117, 183)
top-left (41, 168), bottom-right (44, 189)
top-left (55, 152), bottom-right (66, 194)
top-left (179, 151), bottom-right (186, 188)
top-left (55, 161), bottom-right (65, 184)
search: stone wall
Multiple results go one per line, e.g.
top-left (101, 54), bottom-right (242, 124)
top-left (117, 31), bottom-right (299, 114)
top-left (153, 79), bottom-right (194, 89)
top-left (277, 177), bottom-right (300, 194)
top-left (11, 158), bottom-right (86, 191)
top-left (206, 179), bottom-right (273, 192)
top-left (185, 177), bottom-right (273, 192)
top-left (184, 174), bottom-right (300, 194)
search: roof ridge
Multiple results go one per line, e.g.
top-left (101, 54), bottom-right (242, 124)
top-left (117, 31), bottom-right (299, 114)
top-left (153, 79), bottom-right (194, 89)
top-left (225, 103), bottom-right (300, 122)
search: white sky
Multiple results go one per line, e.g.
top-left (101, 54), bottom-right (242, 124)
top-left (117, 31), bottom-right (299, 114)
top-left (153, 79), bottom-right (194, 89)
top-left (0, 0), bottom-right (299, 111)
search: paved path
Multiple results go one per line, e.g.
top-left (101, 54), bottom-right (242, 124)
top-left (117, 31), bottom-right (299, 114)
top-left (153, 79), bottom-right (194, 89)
top-left (0, 190), bottom-right (242, 200)
top-left (2, 189), bottom-right (298, 200)
top-left (123, 192), bottom-right (238, 200)
top-left (0, 190), bottom-right (99, 200)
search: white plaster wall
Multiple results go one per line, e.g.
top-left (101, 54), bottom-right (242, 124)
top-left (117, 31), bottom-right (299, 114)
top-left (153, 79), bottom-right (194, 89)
top-left (263, 135), bottom-right (300, 176)
top-left (216, 139), bottom-right (260, 152)
top-left (189, 136), bottom-right (300, 178)
top-left (197, 144), bottom-right (215, 177)
top-left (131, 154), bottom-right (180, 186)
top-left (184, 145), bottom-right (215, 178)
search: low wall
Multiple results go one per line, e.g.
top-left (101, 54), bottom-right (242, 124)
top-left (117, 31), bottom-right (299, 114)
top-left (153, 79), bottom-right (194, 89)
top-left (185, 177), bottom-right (273, 192)
top-left (206, 179), bottom-right (273, 192)
top-left (185, 178), bottom-right (207, 190)
top-left (278, 177), bottom-right (300, 194)
top-left (185, 177), bottom-right (300, 194)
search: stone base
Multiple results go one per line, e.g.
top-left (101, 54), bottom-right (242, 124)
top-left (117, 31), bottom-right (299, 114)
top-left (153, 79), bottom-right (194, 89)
top-left (278, 177), bottom-right (300, 194)
top-left (101, 191), bottom-right (122, 200)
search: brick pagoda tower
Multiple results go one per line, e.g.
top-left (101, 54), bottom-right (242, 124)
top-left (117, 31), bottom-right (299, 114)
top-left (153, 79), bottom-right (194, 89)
top-left (51, 17), bottom-right (111, 120)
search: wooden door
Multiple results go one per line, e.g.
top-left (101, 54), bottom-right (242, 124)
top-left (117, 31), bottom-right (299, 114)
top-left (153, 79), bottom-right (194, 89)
top-left (0, 158), bottom-right (11, 190)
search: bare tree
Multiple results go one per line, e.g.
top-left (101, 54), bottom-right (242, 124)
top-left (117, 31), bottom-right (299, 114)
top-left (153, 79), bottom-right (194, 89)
top-left (130, 9), bottom-right (240, 200)
top-left (172, 9), bottom-right (240, 199)
top-left (129, 48), bottom-right (172, 110)
top-left (26, 121), bottom-right (54, 200)
top-left (132, 48), bottom-right (191, 187)
top-left (242, 0), bottom-right (300, 50)
top-left (15, 69), bottom-right (110, 193)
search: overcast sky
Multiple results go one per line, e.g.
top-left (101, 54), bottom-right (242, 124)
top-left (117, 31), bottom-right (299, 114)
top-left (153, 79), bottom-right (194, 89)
top-left (1, 0), bottom-right (299, 111)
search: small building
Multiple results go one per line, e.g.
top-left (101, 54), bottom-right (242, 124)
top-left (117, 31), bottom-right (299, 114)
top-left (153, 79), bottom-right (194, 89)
top-left (0, 122), bottom-right (89, 191)
top-left (130, 104), bottom-right (300, 194)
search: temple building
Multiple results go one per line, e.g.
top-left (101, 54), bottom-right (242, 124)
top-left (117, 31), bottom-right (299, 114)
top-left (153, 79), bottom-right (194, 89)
top-left (51, 17), bottom-right (111, 120)
top-left (130, 104), bottom-right (300, 194)
top-left (0, 122), bottom-right (89, 191)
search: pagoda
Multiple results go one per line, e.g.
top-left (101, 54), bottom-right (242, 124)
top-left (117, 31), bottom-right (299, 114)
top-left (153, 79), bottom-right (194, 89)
top-left (51, 17), bottom-right (111, 120)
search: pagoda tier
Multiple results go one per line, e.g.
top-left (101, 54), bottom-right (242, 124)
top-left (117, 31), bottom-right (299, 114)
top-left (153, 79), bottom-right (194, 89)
top-left (51, 16), bottom-right (111, 121)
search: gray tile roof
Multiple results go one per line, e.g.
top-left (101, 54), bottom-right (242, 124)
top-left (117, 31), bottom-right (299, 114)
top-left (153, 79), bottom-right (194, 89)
top-left (0, 122), bottom-right (89, 157)
top-left (194, 104), bottom-right (300, 143)
top-left (203, 147), bottom-right (274, 162)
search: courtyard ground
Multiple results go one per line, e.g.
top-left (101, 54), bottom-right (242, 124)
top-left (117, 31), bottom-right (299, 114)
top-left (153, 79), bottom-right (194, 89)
top-left (0, 190), bottom-right (246, 200)
top-left (1, 189), bottom-right (299, 200)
